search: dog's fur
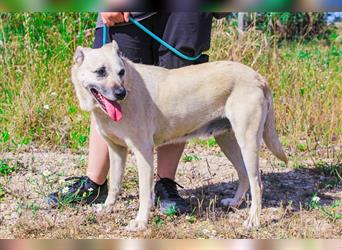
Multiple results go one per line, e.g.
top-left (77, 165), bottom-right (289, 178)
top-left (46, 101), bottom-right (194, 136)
top-left (71, 41), bottom-right (287, 231)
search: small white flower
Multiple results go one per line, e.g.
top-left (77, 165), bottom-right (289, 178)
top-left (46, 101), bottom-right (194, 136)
top-left (312, 196), bottom-right (320, 203)
top-left (62, 187), bottom-right (69, 194)
top-left (202, 229), bottom-right (210, 235)
top-left (42, 170), bottom-right (51, 177)
top-left (43, 105), bottom-right (50, 110)
top-left (58, 179), bottom-right (65, 185)
top-left (51, 92), bottom-right (57, 97)
top-left (88, 187), bottom-right (94, 192)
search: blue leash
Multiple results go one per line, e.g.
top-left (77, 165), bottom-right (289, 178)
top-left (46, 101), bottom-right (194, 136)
top-left (102, 23), bottom-right (107, 46)
top-left (102, 16), bottom-right (202, 61)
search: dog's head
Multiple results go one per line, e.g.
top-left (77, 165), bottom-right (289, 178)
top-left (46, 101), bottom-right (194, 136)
top-left (71, 41), bottom-right (126, 121)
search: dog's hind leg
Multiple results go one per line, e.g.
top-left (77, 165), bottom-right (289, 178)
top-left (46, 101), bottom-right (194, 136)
top-left (225, 88), bottom-right (267, 229)
top-left (104, 141), bottom-right (127, 211)
top-left (127, 142), bottom-right (154, 231)
top-left (215, 131), bottom-right (249, 208)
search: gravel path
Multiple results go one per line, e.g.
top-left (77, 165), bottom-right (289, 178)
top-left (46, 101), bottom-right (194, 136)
top-left (0, 146), bottom-right (341, 238)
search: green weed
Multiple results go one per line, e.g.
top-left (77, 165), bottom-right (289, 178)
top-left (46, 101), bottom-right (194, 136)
top-left (206, 138), bottom-right (217, 147)
top-left (183, 154), bottom-right (201, 163)
top-left (316, 161), bottom-right (342, 189)
top-left (297, 143), bottom-right (306, 152)
top-left (28, 201), bottom-right (40, 216)
top-left (308, 193), bottom-right (342, 222)
top-left (70, 130), bottom-right (88, 150)
top-left (153, 215), bottom-right (164, 226)
top-left (164, 205), bottom-right (177, 216)
top-left (186, 215), bottom-right (197, 224)
top-left (82, 214), bottom-right (98, 225)
top-left (316, 162), bottom-right (342, 179)
top-left (51, 178), bottom-right (95, 209)
top-left (0, 160), bottom-right (15, 176)
top-left (0, 185), bottom-right (5, 199)
top-left (194, 138), bottom-right (218, 148)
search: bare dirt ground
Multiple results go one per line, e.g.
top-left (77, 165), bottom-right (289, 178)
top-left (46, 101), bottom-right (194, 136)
top-left (0, 145), bottom-right (341, 239)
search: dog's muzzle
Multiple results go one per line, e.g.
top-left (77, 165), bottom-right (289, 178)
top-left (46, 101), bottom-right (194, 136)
top-left (87, 85), bottom-right (123, 122)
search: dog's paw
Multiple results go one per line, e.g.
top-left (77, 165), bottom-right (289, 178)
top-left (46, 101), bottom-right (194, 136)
top-left (126, 219), bottom-right (147, 231)
top-left (103, 197), bottom-right (116, 212)
top-left (93, 201), bottom-right (114, 214)
top-left (243, 213), bottom-right (260, 230)
top-left (104, 205), bottom-right (115, 213)
top-left (220, 198), bottom-right (241, 208)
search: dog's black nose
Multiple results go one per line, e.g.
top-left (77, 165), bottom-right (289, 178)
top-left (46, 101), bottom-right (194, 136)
top-left (114, 87), bottom-right (126, 100)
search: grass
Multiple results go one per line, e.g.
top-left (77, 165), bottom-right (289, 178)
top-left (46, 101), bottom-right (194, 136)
top-left (308, 193), bottom-right (342, 222)
top-left (0, 185), bottom-right (5, 199)
top-left (0, 13), bottom-right (96, 151)
top-left (0, 13), bottom-right (341, 160)
top-left (316, 161), bottom-right (342, 189)
top-left (0, 160), bottom-right (15, 176)
top-left (209, 19), bottom-right (341, 158)
top-left (183, 154), bottom-right (201, 162)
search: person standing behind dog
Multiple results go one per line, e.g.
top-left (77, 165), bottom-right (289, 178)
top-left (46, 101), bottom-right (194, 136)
top-left (48, 12), bottom-right (226, 214)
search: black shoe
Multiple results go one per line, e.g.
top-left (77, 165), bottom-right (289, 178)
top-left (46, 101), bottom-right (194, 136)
top-left (46, 176), bottom-right (108, 207)
top-left (154, 177), bottom-right (190, 214)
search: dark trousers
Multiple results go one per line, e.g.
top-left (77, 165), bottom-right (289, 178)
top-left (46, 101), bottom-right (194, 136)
top-left (93, 12), bottom-right (213, 69)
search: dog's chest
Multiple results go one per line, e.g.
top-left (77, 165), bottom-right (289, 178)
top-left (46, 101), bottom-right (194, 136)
top-left (93, 111), bottom-right (127, 147)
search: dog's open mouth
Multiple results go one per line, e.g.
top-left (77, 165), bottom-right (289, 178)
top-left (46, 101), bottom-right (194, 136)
top-left (90, 88), bottom-right (122, 122)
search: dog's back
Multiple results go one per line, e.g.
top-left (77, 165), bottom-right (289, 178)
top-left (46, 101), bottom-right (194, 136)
top-left (135, 61), bottom-right (269, 146)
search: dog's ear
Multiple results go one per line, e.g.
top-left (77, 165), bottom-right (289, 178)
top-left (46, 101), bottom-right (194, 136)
top-left (111, 40), bottom-right (125, 59)
top-left (74, 46), bottom-right (85, 65)
top-left (111, 40), bottom-right (119, 51)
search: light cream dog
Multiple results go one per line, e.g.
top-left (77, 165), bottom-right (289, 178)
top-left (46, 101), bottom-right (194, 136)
top-left (71, 41), bottom-right (287, 231)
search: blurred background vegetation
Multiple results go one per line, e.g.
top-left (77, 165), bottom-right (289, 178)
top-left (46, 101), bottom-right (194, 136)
top-left (0, 12), bottom-right (341, 166)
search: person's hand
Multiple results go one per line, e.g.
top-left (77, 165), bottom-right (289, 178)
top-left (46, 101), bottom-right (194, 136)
top-left (101, 12), bottom-right (130, 26)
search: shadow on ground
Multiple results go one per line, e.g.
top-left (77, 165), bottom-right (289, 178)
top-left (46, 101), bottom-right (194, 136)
top-left (182, 166), bottom-right (341, 214)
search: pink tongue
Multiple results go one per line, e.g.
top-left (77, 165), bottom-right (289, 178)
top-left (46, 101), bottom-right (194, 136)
top-left (101, 96), bottom-right (122, 122)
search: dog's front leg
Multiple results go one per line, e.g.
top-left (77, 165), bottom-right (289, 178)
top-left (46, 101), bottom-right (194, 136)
top-left (104, 142), bottom-right (127, 211)
top-left (127, 144), bottom-right (154, 231)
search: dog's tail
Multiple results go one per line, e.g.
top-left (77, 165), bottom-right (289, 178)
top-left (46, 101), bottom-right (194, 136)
top-left (263, 87), bottom-right (288, 164)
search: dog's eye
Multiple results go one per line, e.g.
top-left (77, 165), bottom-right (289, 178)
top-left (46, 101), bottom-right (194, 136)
top-left (118, 69), bottom-right (125, 78)
top-left (94, 66), bottom-right (107, 77)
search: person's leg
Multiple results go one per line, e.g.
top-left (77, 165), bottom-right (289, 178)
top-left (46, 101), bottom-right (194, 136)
top-left (157, 143), bottom-right (185, 180)
top-left (86, 114), bottom-right (109, 185)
